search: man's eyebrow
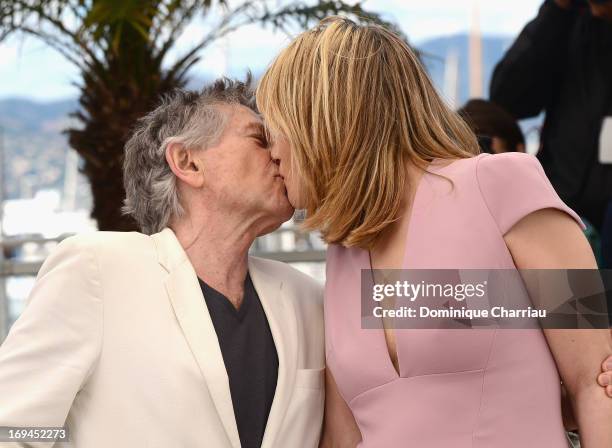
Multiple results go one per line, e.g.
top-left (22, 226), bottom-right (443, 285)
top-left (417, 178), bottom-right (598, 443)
top-left (242, 121), bottom-right (265, 135)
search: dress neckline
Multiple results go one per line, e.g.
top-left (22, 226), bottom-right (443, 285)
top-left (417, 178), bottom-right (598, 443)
top-left (363, 156), bottom-right (467, 379)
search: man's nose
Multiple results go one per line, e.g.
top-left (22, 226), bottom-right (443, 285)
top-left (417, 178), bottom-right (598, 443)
top-left (269, 146), bottom-right (281, 164)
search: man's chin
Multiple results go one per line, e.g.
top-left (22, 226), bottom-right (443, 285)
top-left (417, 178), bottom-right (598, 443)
top-left (277, 183), bottom-right (303, 210)
top-left (256, 207), bottom-right (294, 237)
top-left (277, 205), bottom-right (295, 225)
top-left (276, 193), bottom-right (296, 220)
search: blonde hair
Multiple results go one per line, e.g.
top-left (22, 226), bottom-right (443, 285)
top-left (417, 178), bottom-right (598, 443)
top-left (256, 17), bottom-right (479, 248)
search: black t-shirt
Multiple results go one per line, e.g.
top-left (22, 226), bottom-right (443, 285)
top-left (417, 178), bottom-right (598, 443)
top-left (198, 273), bottom-right (278, 448)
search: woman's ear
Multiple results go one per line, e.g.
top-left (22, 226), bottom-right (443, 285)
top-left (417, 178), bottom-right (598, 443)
top-left (165, 141), bottom-right (204, 188)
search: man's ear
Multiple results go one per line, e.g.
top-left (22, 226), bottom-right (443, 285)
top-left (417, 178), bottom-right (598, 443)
top-left (165, 141), bottom-right (204, 188)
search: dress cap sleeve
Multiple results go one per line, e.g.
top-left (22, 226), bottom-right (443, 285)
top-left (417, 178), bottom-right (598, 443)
top-left (476, 152), bottom-right (586, 235)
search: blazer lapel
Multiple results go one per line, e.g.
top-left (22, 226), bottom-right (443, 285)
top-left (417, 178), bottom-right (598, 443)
top-left (248, 257), bottom-right (298, 448)
top-left (152, 228), bottom-right (240, 448)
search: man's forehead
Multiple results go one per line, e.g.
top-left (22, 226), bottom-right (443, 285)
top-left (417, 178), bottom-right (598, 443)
top-left (236, 110), bottom-right (265, 134)
top-left (226, 105), bottom-right (265, 135)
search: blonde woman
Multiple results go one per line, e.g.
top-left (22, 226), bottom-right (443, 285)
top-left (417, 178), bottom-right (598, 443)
top-left (256, 17), bottom-right (612, 448)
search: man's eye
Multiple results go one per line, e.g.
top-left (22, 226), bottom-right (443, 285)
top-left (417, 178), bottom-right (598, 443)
top-left (254, 135), bottom-right (269, 147)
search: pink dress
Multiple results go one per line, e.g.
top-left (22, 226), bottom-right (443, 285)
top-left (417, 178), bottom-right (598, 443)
top-left (324, 152), bottom-right (586, 447)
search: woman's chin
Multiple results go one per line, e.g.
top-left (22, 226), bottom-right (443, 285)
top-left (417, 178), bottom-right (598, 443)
top-left (286, 192), bottom-right (305, 210)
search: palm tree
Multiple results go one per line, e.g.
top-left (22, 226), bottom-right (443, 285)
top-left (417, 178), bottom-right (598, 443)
top-left (0, 0), bottom-right (398, 230)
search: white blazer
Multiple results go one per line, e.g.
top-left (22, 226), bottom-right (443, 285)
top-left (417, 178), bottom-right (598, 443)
top-left (0, 228), bottom-right (325, 448)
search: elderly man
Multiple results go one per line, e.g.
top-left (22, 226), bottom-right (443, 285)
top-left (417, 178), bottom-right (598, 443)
top-left (0, 78), bottom-right (324, 448)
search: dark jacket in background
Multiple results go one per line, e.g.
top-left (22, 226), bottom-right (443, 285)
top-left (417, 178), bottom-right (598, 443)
top-left (490, 0), bottom-right (612, 230)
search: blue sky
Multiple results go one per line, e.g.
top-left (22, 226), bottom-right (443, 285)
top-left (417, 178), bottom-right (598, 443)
top-left (0, 0), bottom-right (543, 101)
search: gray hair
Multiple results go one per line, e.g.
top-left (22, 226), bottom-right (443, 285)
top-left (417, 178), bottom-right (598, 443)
top-left (122, 75), bottom-right (255, 234)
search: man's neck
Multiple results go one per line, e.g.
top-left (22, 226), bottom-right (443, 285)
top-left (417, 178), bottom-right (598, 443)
top-left (171, 210), bottom-right (266, 307)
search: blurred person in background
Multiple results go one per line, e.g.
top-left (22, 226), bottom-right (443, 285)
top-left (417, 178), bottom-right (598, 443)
top-left (490, 0), bottom-right (612, 269)
top-left (0, 78), bottom-right (324, 448)
top-left (457, 99), bottom-right (526, 154)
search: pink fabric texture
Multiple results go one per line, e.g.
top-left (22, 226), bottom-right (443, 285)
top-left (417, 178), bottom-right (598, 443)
top-left (324, 152), bottom-right (585, 447)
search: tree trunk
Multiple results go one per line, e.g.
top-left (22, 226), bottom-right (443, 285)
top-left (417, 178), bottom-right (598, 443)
top-left (67, 32), bottom-right (184, 231)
